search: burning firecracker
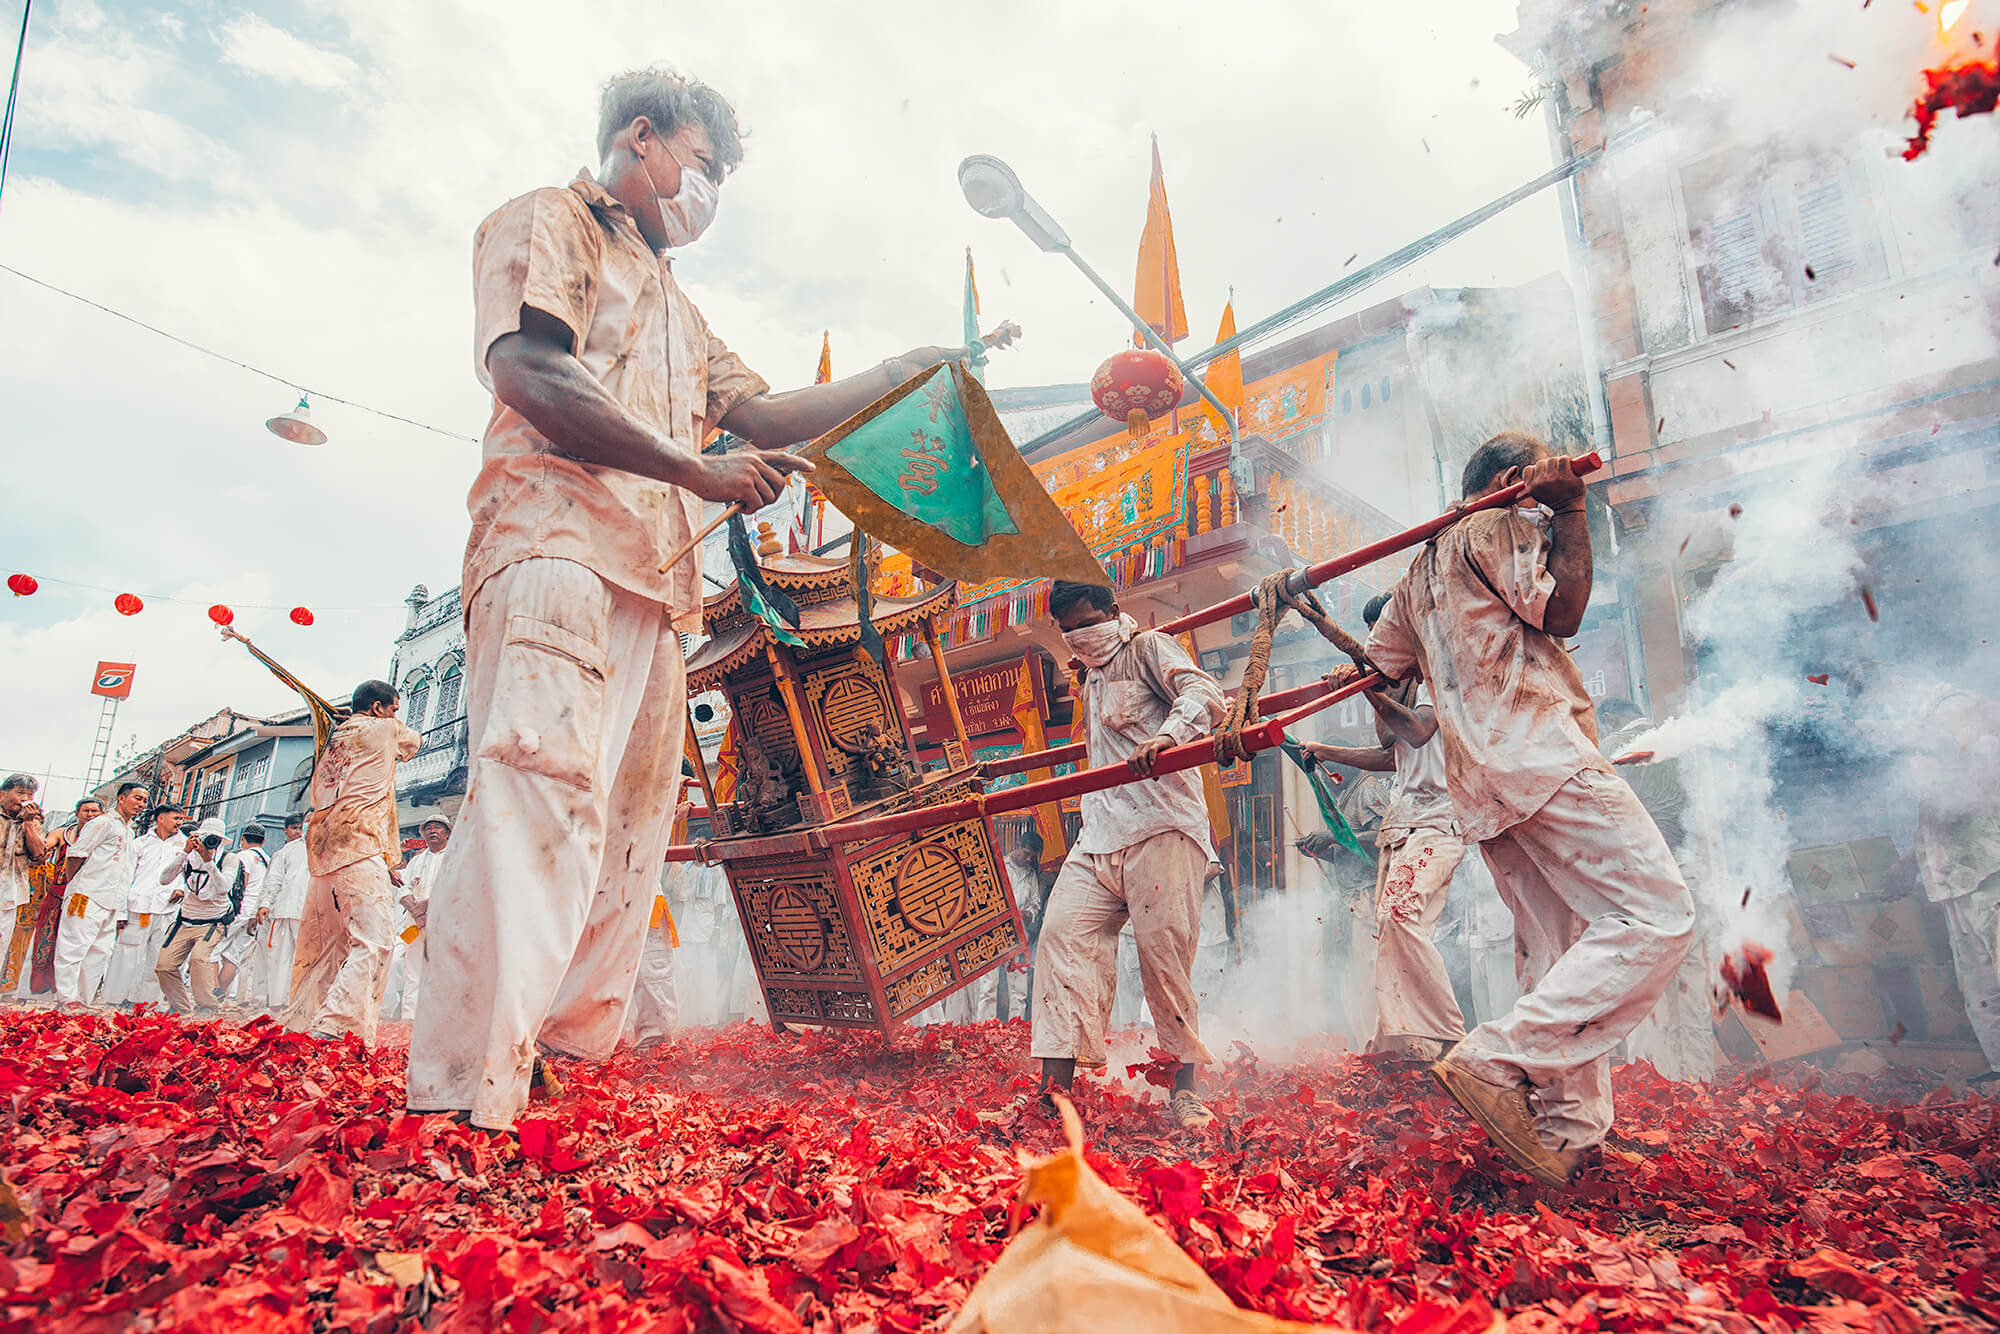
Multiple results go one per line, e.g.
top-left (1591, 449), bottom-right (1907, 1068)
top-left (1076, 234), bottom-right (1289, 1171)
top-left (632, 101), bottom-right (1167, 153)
top-left (1904, 34), bottom-right (2000, 159)
top-left (3, 1010), bottom-right (1998, 1331)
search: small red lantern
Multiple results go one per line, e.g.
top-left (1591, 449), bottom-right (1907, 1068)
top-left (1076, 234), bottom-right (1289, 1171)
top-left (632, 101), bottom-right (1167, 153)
top-left (208, 604), bottom-right (235, 626)
top-left (1091, 347), bottom-right (1184, 440)
top-left (6, 573), bottom-right (35, 597)
top-left (290, 606), bottom-right (315, 627)
top-left (115, 592), bottom-right (143, 616)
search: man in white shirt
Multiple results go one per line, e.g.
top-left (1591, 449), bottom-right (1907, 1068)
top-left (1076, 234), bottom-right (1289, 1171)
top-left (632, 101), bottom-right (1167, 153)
top-left (99, 803), bottom-right (185, 1007)
top-left (214, 824), bottom-right (271, 1005)
top-left (1030, 581), bottom-right (1228, 1129)
top-left (385, 814), bottom-right (449, 1021)
top-left (261, 812), bottom-right (311, 1009)
top-left (154, 818), bottom-right (243, 1012)
top-left (1305, 592), bottom-right (1468, 1065)
top-left (53, 782), bottom-right (147, 1005)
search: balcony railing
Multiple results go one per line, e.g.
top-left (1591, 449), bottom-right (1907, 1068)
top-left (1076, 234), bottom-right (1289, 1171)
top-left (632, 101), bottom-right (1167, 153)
top-left (397, 718), bottom-right (467, 791)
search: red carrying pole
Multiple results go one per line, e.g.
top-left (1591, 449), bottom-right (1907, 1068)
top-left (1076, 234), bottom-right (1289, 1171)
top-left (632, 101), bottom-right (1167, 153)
top-left (664, 673), bottom-right (1381, 861)
top-left (1158, 452), bottom-right (1601, 637)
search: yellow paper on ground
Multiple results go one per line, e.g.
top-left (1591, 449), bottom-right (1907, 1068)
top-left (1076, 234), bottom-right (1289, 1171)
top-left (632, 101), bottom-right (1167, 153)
top-left (946, 1099), bottom-right (1348, 1334)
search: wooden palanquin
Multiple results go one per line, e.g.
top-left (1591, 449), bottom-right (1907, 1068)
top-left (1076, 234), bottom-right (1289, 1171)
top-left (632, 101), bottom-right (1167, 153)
top-left (686, 555), bottom-right (1025, 1033)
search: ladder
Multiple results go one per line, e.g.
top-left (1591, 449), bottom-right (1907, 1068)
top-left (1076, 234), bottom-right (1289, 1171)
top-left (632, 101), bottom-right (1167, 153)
top-left (83, 696), bottom-right (120, 791)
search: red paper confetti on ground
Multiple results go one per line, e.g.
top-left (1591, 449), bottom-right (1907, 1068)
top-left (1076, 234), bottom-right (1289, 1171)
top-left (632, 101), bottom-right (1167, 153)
top-left (3, 1010), bottom-right (1997, 1332)
top-left (1720, 943), bottom-right (1783, 1022)
top-left (1903, 39), bottom-right (2000, 159)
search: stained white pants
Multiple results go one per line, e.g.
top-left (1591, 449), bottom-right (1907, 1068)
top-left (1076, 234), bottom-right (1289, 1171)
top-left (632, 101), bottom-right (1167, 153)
top-left (53, 897), bottom-right (119, 1005)
top-left (100, 912), bottom-right (172, 1007)
top-left (1372, 826), bottom-right (1467, 1049)
top-left (385, 933), bottom-right (425, 1021)
top-left (628, 920), bottom-right (679, 1045)
top-left (264, 917), bottom-right (301, 1009)
top-left (282, 860), bottom-right (397, 1044)
top-left (407, 557), bottom-right (686, 1130)
top-left (1031, 831), bottom-right (1213, 1067)
top-left (1452, 767), bottom-right (1694, 1151)
top-left (1942, 878), bottom-right (2000, 1068)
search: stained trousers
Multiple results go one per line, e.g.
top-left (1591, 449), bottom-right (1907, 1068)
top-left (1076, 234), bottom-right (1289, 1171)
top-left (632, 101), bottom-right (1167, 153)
top-left (1941, 878), bottom-right (2000, 1069)
top-left (1452, 766), bottom-right (1694, 1151)
top-left (156, 917), bottom-right (227, 1012)
top-left (1372, 826), bottom-right (1468, 1049)
top-left (1030, 830), bottom-right (1214, 1067)
top-left (407, 557), bottom-right (686, 1130)
top-left (282, 860), bottom-right (397, 1043)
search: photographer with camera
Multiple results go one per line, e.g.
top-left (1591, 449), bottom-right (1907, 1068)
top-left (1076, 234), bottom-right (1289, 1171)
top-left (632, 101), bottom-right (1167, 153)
top-left (152, 817), bottom-right (242, 1013)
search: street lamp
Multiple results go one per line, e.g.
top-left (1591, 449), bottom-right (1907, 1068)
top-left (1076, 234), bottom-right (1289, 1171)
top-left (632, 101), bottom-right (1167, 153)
top-left (266, 393), bottom-right (328, 446)
top-left (957, 154), bottom-right (1236, 439)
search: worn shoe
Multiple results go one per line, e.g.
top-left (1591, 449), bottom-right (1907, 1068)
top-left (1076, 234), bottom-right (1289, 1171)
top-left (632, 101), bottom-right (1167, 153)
top-left (1168, 1088), bottom-right (1215, 1130)
top-left (1429, 1057), bottom-right (1576, 1188)
top-left (530, 1057), bottom-right (564, 1099)
top-left (1009, 1089), bottom-right (1062, 1120)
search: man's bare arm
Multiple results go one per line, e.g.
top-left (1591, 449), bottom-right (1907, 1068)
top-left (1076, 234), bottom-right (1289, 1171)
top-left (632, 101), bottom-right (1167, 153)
top-left (21, 816), bottom-right (47, 861)
top-left (721, 347), bottom-right (956, 448)
top-left (1520, 455), bottom-right (1592, 638)
top-left (486, 309), bottom-right (807, 508)
top-left (1365, 689), bottom-right (1439, 748)
top-left (1301, 742), bottom-right (1395, 773)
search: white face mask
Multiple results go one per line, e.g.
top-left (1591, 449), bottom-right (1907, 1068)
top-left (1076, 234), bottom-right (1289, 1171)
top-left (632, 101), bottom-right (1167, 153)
top-left (1061, 614), bottom-right (1133, 669)
top-left (636, 141), bottom-right (719, 249)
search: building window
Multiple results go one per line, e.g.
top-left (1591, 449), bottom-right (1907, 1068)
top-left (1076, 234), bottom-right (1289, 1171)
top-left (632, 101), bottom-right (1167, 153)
top-left (233, 754), bottom-right (269, 797)
top-left (436, 663), bottom-right (463, 721)
top-left (404, 677), bottom-right (431, 732)
top-left (1341, 390), bottom-right (1353, 415)
top-left (1360, 383), bottom-right (1372, 410)
top-left (1682, 146), bottom-right (1886, 336)
top-left (1380, 375), bottom-right (1392, 402)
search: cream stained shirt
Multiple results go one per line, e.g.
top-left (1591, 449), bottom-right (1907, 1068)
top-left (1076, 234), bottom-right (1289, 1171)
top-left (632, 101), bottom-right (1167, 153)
top-left (1366, 507), bottom-right (1604, 845)
top-left (1071, 624), bottom-right (1228, 860)
top-left (467, 172), bottom-right (771, 630)
top-left (66, 813), bottom-right (138, 912)
top-left (306, 716), bottom-right (422, 876)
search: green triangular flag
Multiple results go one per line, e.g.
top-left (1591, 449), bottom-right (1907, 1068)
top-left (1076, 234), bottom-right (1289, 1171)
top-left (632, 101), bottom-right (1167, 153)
top-left (799, 363), bottom-right (1105, 586)
top-left (1279, 737), bottom-right (1373, 863)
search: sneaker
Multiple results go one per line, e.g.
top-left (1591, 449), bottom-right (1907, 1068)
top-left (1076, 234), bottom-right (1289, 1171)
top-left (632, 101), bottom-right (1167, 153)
top-left (1168, 1088), bottom-right (1215, 1130)
top-left (1429, 1057), bottom-right (1577, 1188)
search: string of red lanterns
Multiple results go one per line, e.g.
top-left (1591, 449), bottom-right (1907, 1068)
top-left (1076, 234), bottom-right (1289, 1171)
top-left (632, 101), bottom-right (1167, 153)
top-left (6, 572), bottom-right (315, 627)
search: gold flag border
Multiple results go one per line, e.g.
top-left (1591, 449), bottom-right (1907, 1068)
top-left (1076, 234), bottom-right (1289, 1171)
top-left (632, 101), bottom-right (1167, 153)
top-left (799, 363), bottom-right (1109, 588)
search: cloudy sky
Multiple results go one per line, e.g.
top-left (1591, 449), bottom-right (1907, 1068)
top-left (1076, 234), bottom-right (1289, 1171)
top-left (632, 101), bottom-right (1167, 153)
top-left (0, 0), bottom-right (1579, 808)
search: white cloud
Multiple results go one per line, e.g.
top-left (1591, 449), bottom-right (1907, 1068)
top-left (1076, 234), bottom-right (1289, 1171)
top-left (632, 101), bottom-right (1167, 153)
top-left (217, 14), bottom-right (359, 91)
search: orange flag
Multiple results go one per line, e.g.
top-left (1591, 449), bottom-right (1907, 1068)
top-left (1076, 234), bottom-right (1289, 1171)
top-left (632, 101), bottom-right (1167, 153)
top-left (712, 722), bottom-right (741, 805)
top-left (814, 330), bottom-right (832, 385)
top-left (1010, 655), bottom-right (1069, 862)
top-left (1131, 137), bottom-right (1188, 346)
top-left (1204, 299), bottom-right (1242, 437)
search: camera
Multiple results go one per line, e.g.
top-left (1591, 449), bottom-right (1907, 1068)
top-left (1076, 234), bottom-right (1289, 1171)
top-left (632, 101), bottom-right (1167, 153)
top-left (201, 834), bottom-right (223, 849)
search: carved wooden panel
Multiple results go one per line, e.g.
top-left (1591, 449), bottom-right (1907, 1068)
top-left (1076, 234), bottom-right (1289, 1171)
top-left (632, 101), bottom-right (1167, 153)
top-left (822, 992), bottom-right (876, 1023)
top-left (732, 871), bottom-right (861, 983)
top-left (885, 957), bottom-right (953, 1017)
top-left (804, 656), bottom-right (896, 784)
top-left (768, 987), bottom-right (822, 1019)
top-left (954, 918), bottom-right (1020, 977)
top-left (848, 820), bottom-right (1006, 976)
top-left (732, 689), bottom-right (802, 776)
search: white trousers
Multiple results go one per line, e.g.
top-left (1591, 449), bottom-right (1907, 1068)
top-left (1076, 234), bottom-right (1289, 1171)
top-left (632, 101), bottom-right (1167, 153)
top-left (1453, 766), bottom-right (1694, 1151)
top-left (282, 860), bottom-right (397, 1044)
top-left (264, 917), bottom-right (301, 1009)
top-left (1373, 827), bottom-right (1467, 1048)
top-left (1030, 831), bottom-right (1213, 1067)
top-left (384, 933), bottom-right (426, 1021)
top-left (53, 896), bottom-right (119, 1005)
top-left (1942, 879), bottom-right (2000, 1068)
top-left (407, 558), bottom-right (687, 1130)
top-left (100, 912), bottom-right (173, 1006)
top-left (627, 922), bottom-right (679, 1044)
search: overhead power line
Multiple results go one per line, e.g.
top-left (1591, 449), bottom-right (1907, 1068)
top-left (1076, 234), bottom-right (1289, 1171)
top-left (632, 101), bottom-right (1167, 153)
top-left (0, 263), bottom-right (480, 442)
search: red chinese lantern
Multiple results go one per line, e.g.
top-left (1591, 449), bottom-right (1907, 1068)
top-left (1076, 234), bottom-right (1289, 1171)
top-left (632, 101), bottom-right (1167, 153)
top-left (290, 606), bottom-right (315, 626)
top-left (1090, 347), bottom-right (1184, 440)
top-left (5, 573), bottom-right (35, 597)
top-left (115, 592), bottom-right (143, 616)
top-left (208, 604), bottom-right (235, 626)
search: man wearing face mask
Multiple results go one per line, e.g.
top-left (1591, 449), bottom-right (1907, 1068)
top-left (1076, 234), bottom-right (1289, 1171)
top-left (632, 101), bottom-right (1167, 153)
top-left (1028, 581), bottom-right (1228, 1130)
top-left (408, 64), bottom-right (964, 1131)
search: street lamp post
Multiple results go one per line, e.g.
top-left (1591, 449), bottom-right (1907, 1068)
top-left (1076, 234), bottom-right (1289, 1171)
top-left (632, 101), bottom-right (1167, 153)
top-left (957, 155), bottom-right (1237, 442)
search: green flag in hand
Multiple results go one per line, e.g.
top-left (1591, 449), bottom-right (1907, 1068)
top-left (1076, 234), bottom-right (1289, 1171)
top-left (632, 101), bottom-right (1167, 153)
top-left (1279, 736), bottom-right (1373, 863)
top-left (800, 363), bottom-right (1105, 587)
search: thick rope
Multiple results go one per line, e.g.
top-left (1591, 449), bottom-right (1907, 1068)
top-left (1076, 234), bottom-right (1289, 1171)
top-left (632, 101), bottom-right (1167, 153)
top-left (1211, 570), bottom-right (1372, 763)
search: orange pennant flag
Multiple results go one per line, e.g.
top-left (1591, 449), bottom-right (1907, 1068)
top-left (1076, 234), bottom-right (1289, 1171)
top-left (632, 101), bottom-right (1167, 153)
top-left (1204, 299), bottom-right (1242, 436)
top-left (814, 331), bottom-right (832, 386)
top-left (1010, 654), bottom-right (1069, 862)
top-left (1131, 138), bottom-right (1189, 347)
